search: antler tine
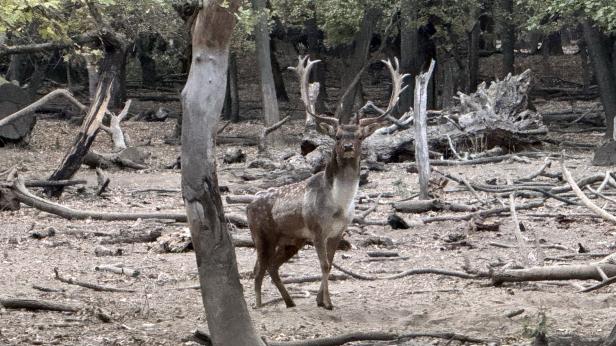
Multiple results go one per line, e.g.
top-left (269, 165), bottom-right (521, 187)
top-left (290, 55), bottom-right (339, 127)
top-left (359, 58), bottom-right (409, 127)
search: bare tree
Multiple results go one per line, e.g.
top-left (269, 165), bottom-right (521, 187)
top-left (180, 1), bottom-right (264, 345)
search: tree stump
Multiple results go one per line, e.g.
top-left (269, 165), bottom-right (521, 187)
top-left (592, 141), bottom-right (616, 166)
top-left (0, 77), bottom-right (34, 146)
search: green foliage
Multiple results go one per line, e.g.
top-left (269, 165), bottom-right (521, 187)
top-left (518, 0), bottom-right (616, 32)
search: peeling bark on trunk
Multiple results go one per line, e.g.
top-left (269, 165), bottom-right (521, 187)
top-left (180, 2), bottom-right (263, 345)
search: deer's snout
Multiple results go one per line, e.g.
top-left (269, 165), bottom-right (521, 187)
top-left (343, 143), bottom-right (354, 152)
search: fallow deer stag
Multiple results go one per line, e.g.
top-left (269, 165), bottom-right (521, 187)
top-left (247, 56), bottom-right (408, 310)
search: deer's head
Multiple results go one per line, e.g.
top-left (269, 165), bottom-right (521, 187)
top-left (291, 55), bottom-right (408, 164)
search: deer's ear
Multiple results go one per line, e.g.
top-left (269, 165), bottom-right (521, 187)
top-left (317, 122), bottom-right (337, 137)
top-left (360, 123), bottom-right (382, 139)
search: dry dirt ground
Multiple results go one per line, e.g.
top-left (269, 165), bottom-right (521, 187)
top-left (1, 105), bottom-right (616, 346)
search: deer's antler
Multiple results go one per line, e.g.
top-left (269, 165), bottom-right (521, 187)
top-left (290, 55), bottom-right (339, 127)
top-left (359, 58), bottom-right (409, 127)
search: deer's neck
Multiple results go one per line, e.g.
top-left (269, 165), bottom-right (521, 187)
top-left (325, 149), bottom-right (360, 216)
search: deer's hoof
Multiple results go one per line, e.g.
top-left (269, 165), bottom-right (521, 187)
top-left (285, 301), bottom-right (296, 308)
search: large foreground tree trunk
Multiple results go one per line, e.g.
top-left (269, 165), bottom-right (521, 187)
top-left (180, 2), bottom-right (264, 345)
top-left (252, 0), bottom-right (280, 126)
top-left (582, 21), bottom-right (616, 139)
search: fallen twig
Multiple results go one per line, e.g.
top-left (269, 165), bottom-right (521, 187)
top-left (561, 159), bottom-right (616, 224)
top-left (54, 267), bottom-right (135, 293)
top-left (332, 263), bottom-right (479, 280)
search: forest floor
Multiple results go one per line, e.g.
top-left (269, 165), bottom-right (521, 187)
top-left (2, 97), bottom-right (616, 346)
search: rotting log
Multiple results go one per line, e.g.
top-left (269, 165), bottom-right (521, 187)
top-left (180, 1), bottom-right (264, 345)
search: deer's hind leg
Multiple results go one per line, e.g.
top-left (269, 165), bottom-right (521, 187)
top-left (251, 229), bottom-right (270, 308)
top-left (267, 243), bottom-right (301, 308)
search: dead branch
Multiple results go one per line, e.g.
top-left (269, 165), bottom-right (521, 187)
top-left (517, 159), bottom-right (552, 182)
top-left (258, 115), bottom-right (291, 154)
top-left (0, 179), bottom-right (87, 188)
top-left (332, 263), bottom-right (479, 280)
top-left (54, 267), bottom-right (135, 293)
top-left (282, 273), bottom-right (349, 284)
top-left (95, 265), bottom-right (140, 278)
top-left (561, 159), bottom-right (616, 223)
top-left (100, 99), bottom-right (132, 151)
top-left (0, 89), bottom-right (88, 128)
top-left (11, 177), bottom-right (252, 228)
top-left (226, 195), bottom-right (256, 204)
top-left (265, 331), bottom-right (489, 346)
top-left (421, 199), bottom-right (545, 224)
top-left (13, 177), bottom-right (186, 222)
top-left (0, 297), bottom-right (79, 312)
top-left (393, 199), bottom-right (477, 213)
top-left (491, 263), bottom-right (616, 286)
top-left (509, 190), bottom-right (534, 266)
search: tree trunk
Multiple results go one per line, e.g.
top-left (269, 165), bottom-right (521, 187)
top-left (252, 0), bottom-right (280, 126)
top-left (138, 54), bottom-right (157, 86)
top-left (304, 17), bottom-right (327, 113)
top-left (180, 2), bottom-right (264, 345)
top-left (467, 20), bottom-right (481, 93)
top-left (270, 39), bottom-right (288, 102)
top-left (499, 0), bottom-right (515, 76)
top-left (578, 38), bottom-right (592, 92)
top-left (399, 0), bottom-right (419, 114)
top-left (542, 31), bottom-right (564, 55)
top-left (105, 45), bottom-right (128, 111)
top-left (582, 21), bottom-right (616, 139)
top-left (85, 55), bottom-right (99, 103)
top-left (44, 73), bottom-right (114, 197)
top-left (7, 54), bottom-right (29, 85)
top-left (337, 6), bottom-right (382, 123)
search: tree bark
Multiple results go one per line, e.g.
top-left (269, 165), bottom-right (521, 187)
top-left (336, 6), bottom-right (382, 123)
top-left (542, 31), bottom-right (564, 55)
top-left (270, 39), bottom-right (289, 102)
top-left (304, 17), bottom-right (328, 113)
top-left (252, 0), bottom-right (280, 126)
top-left (498, 0), bottom-right (515, 76)
top-left (399, 0), bottom-right (419, 114)
top-left (467, 20), bottom-right (481, 93)
top-left (44, 74), bottom-right (114, 197)
top-left (180, 2), bottom-right (264, 345)
top-left (582, 21), bottom-right (616, 139)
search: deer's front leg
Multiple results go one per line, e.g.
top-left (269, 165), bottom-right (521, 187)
top-left (313, 235), bottom-right (333, 310)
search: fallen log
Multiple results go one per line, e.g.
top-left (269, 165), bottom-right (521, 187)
top-left (492, 263), bottom-right (616, 286)
top-left (393, 199), bottom-right (477, 213)
top-left (10, 176), bottom-right (249, 228)
top-left (0, 297), bottom-right (79, 312)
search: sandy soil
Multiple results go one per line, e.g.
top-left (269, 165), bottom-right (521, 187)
top-left (1, 106), bottom-right (615, 346)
